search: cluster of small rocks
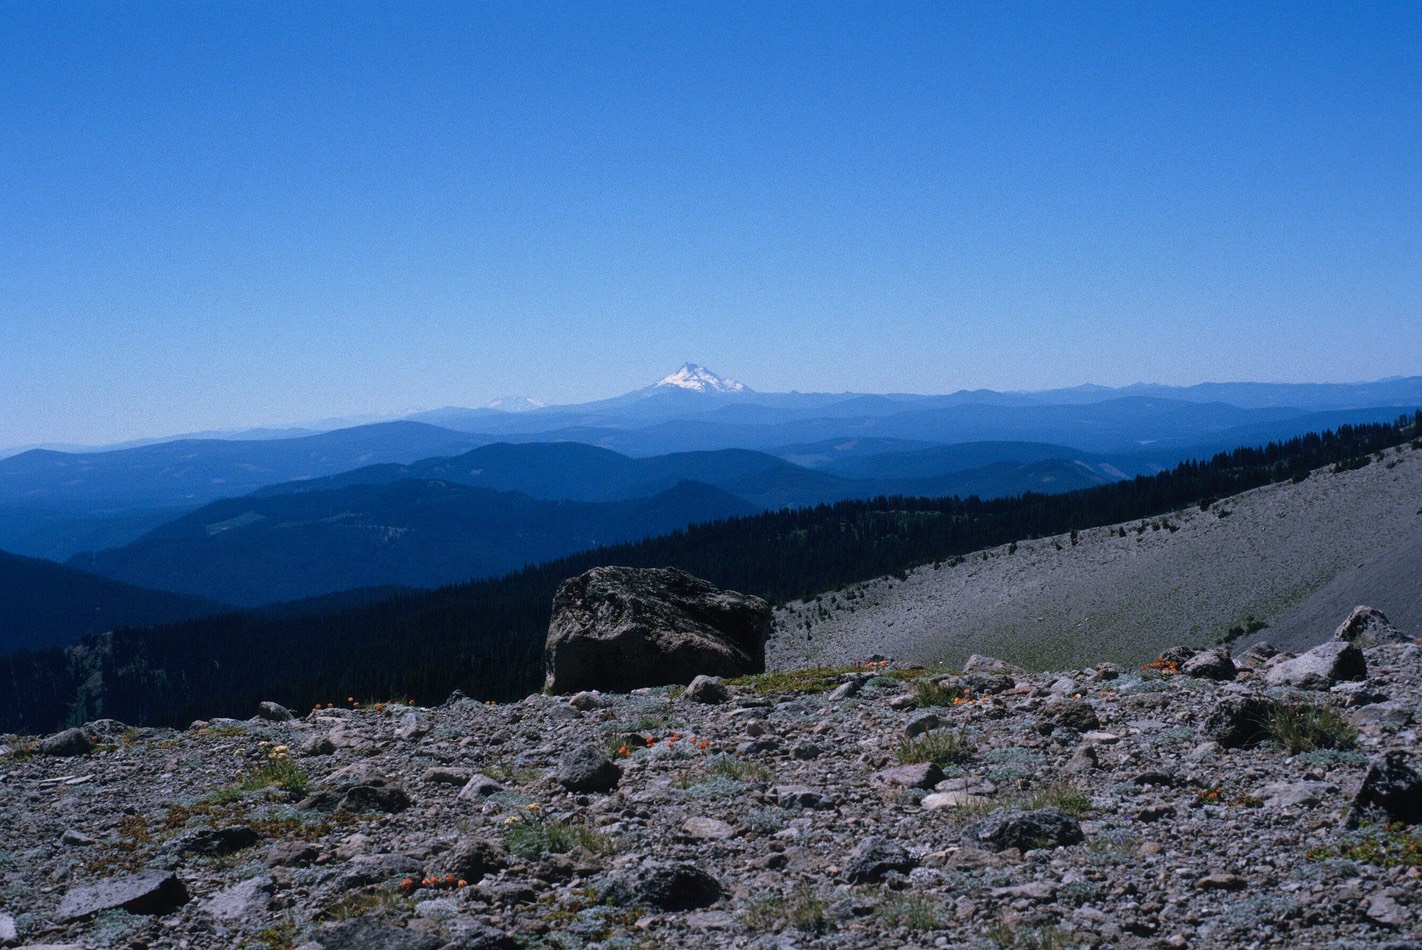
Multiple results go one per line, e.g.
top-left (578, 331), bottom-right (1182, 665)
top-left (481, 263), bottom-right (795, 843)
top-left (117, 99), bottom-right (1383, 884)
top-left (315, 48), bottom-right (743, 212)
top-left (1, 612), bottom-right (1420, 949)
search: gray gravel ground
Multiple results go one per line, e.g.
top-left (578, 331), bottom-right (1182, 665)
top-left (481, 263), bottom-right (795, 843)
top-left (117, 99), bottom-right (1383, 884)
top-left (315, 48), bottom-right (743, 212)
top-left (2, 637), bottom-right (1421, 949)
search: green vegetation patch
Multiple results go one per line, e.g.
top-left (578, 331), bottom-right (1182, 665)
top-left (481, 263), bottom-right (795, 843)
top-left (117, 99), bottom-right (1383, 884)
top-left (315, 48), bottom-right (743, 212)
top-left (504, 811), bottom-right (615, 859)
top-left (895, 728), bottom-right (973, 767)
top-left (742, 884), bottom-right (832, 935)
top-left (876, 893), bottom-right (943, 931)
top-left (1264, 702), bottom-right (1357, 754)
top-left (729, 666), bottom-right (862, 695)
top-left (1307, 823), bottom-right (1422, 868)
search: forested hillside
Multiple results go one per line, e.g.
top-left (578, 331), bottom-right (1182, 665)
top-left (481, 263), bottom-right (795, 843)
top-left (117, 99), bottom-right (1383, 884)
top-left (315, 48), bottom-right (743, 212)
top-left (0, 550), bottom-right (226, 653)
top-left (1, 413), bottom-right (1417, 733)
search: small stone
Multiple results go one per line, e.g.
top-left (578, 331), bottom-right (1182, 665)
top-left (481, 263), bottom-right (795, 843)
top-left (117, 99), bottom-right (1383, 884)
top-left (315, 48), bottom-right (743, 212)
top-left (1266, 641), bottom-right (1367, 690)
top-left (200, 876), bottom-right (274, 921)
top-left (1334, 606), bottom-right (1409, 646)
top-left (567, 690), bottom-right (609, 710)
top-left (38, 728), bottom-right (92, 757)
top-left (1195, 872), bottom-right (1247, 891)
top-left (773, 785), bottom-right (832, 809)
top-left (256, 701), bottom-right (295, 722)
top-left (682, 817), bottom-right (735, 840)
top-left (1365, 892), bottom-right (1405, 929)
top-left (458, 773), bottom-right (506, 800)
top-left (922, 791), bottom-right (989, 811)
top-left (556, 745), bottom-right (622, 793)
top-left (872, 762), bottom-right (946, 790)
top-left (55, 870), bottom-right (190, 921)
top-left (598, 861), bottom-right (722, 911)
top-left (904, 712), bottom-right (940, 738)
top-left (1181, 648), bottom-right (1237, 681)
top-left (843, 836), bottom-right (915, 884)
top-left (60, 829), bottom-right (97, 847)
top-left (961, 808), bottom-right (1084, 851)
top-left (827, 680), bottom-right (861, 701)
top-left (1204, 695), bottom-right (1277, 748)
top-left (422, 766), bottom-right (472, 786)
top-left (1347, 752), bottom-right (1422, 827)
top-left (686, 675), bottom-right (730, 704)
top-left (1037, 699), bottom-right (1099, 735)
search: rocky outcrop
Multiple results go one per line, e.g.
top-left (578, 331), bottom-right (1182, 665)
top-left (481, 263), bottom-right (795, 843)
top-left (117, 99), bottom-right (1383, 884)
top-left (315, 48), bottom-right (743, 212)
top-left (543, 566), bottom-right (771, 693)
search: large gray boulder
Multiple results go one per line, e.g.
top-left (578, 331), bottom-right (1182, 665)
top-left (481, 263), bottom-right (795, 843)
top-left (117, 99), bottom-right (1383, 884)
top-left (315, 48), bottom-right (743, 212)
top-left (544, 567), bottom-right (771, 694)
top-left (1266, 641), bottom-right (1367, 690)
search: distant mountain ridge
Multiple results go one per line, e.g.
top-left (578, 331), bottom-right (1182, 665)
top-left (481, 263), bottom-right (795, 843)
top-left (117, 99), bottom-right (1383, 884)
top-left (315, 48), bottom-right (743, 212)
top-left (4, 369), bottom-right (1418, 561)
top-left (0, 422), bottom-right (485, 560)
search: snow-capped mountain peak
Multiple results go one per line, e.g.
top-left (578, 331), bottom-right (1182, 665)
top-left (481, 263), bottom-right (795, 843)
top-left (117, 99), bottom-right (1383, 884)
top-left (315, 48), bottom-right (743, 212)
top-left (484, 396), bottom-right (545, 413)
top-left (652, 363), bottom-right (749, 394)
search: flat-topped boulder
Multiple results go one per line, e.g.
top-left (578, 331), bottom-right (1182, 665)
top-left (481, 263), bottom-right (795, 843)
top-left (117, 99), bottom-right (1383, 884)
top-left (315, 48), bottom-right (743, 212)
top-left (544, 566), bottom-right (771, 693)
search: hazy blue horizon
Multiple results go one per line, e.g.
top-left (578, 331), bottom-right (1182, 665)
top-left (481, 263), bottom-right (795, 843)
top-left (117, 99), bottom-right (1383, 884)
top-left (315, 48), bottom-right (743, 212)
top-left (3, 2), bottom-right (1418, 447)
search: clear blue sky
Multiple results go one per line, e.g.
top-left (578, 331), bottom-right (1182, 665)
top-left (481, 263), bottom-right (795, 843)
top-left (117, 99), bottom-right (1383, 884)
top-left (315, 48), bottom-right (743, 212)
top-left (2, 1), bottom-right (1418, 447)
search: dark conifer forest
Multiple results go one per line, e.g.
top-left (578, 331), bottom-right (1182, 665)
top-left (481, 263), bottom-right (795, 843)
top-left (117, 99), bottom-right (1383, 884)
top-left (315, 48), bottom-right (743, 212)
top-left (1, 413), bottom-right (1417, 733)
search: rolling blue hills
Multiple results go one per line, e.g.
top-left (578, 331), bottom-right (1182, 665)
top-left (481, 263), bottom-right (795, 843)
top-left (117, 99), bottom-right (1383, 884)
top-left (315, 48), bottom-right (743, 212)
top-left (70, 478), bottom-right (759, 606)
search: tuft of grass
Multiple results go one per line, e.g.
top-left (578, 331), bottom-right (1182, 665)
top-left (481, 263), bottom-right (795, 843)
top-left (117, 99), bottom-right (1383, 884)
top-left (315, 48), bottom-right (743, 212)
top-left (244, 919), bottom-right (299, 950)
top-left (1087, 828), bottom-right (1139, 866)
top-left (504, 816), bottom-right (615, 859)
top-left (702, 754), bottom-right (772, 784)
top-left (318, 887), bottom-right (410, 922)
top-left (1022, 781), bottom-right (1092, 816)
top-left (985, 921), bottom-right (1078, 949)
top-left (199, 724), bottom-right (250, 737)
top-left (237, 758), bottom-right (309, 796)
top-left (876, 893), bottom-right (942, 931)
top-left (483, 761), bottom-right (543, 785)
top-left (895, 728), bottom-right (973, 767)
top-left (1265, 702), bottom-right (1357, 754)
top-left (742, 885), bottom-right (831, 934)
top-left (913, 680), bottom-right (965, 707)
